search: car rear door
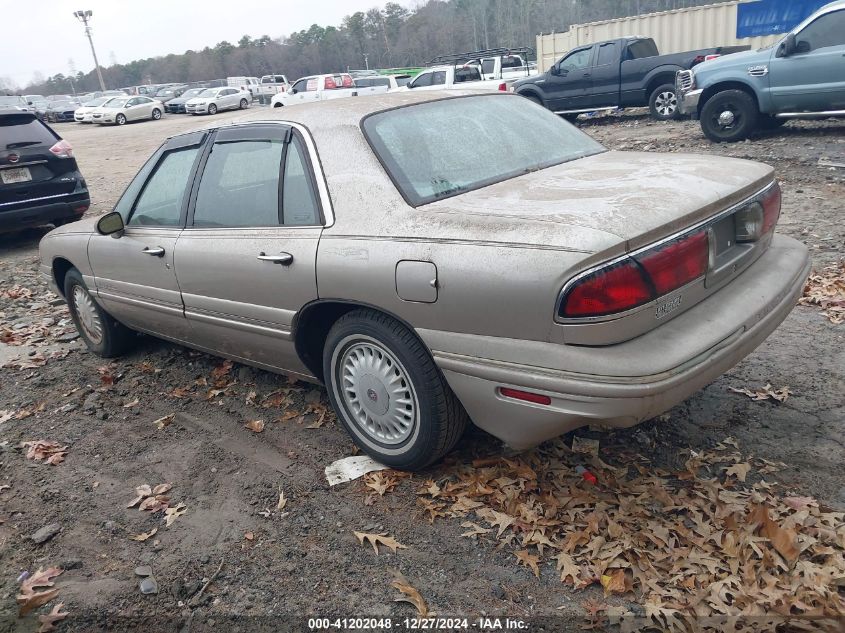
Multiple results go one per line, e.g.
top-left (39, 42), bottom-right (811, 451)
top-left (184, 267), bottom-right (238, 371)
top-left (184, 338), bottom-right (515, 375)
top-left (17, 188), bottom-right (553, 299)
top-left (87, 132), bottom-right (206, 340)
top-left (174, 124), bottom-right (324, 375)
top-left (768, 8), bottom-right (845, 111)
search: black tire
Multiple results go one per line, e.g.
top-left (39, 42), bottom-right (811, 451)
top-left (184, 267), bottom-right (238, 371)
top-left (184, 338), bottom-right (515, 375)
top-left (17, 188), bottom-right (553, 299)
top-left (700, 89), bottom-right (758, 143)
top-left (151, 108), bottom-right (162, 120)
top-left (521, 93), bottom-right (544, 109)
top-left (648, 83), bottom-right (680, 121)
top-left (273, 102), bottom-right (283, 108)
top-left (239, 98), bottom-right (248, 109)
top-left (115, 113), bottom-right (126, 126)
top-left (207, 103), bottom-right (217, 115)
top-left (64, 268), bottom-right (133, 358)
top-left (323, 309), bottom-right (468, 471)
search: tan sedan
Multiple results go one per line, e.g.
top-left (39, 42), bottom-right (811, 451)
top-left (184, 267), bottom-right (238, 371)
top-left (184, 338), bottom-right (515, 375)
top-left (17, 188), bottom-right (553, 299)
top-left (38, 92), bottom-right (810, 470)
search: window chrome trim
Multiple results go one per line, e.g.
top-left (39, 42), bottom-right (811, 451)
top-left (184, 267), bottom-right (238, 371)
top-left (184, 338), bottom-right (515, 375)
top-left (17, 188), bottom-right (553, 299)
top-left (554, 181), bottom-right (777, 325)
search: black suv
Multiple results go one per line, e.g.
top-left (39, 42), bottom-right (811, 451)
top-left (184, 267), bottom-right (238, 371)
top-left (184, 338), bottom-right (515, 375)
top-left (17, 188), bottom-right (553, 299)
top-left (0, 113), bottom-right (90, 232)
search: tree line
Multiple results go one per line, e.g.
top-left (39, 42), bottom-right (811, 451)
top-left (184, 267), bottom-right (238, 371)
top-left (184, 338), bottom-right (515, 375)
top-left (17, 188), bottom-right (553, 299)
top-left (19, 0), bottom-right (728, 95)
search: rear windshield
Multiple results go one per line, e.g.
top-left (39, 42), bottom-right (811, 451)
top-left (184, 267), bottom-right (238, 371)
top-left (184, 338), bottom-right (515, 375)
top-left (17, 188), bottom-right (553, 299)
top-left (362, 95), bottom-right (605, 206)
top-left (1, 115), bottom-right (58, 149)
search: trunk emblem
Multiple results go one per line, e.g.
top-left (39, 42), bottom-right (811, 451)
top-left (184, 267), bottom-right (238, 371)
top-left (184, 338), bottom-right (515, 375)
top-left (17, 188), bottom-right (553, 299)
top-left (8, 153), bottom-right (19, 163)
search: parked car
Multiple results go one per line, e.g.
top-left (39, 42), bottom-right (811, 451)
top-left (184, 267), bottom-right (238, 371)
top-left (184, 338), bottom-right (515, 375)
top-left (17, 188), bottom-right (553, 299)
top-left (1, 112), bottom-right (90, 232)
top-left (255, 74), bottom-right (290, 104)
top-left (355, 74), bottom-right (413, 96)
top-left (45, 100), bottom-right (80, 123)
top-left (25, 96), bottom-right (49, 120)
top-left (0, 96), bottom-right (30, 113)
top-left (90, 96), bottom-right (163, 125)
top-left (154, 85), bottom-right (190, 103)
top-left (74, 97), bottom-right (114, 123)
top-left (23, 95), bottom-right (45, 107)
top-left (185, 87), bottom-right (251, 115)
top-left (429, 48), bottom-right (538, 82)
top-left (515, 37), bottom-right (748, 120)
top-left (271, 74), bottom-right (358, 106)
top-left (38, 92), bottom-right (810, 470)
top-left (678, 0), bottom-right (845, 141)
top-left (165, 87), bottom-right (207, 114)
top-left (398, 65), bottom-right (512, 92)
top-left (227, 76), bottom-right (260, 98)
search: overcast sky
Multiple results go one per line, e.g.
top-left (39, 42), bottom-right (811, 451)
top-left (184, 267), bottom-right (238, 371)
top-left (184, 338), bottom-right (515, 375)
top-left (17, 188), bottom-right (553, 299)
top-left (3, 0), bottom-right (415, 87)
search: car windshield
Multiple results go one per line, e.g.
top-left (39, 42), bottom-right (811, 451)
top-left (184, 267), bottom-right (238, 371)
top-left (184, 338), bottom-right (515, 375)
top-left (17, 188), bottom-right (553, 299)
top-left (84, 97), bottom-right (109, 107)
top-left (363, 95), bottom-right (606, 206)
top-left (51, 101), bottom-right (76, 108)
top-left (0, 96), bottom-right (25, 106)
top-left (104, 98), bottom-right (129, 108)
top-left (198, 89), bottom-right (217, 97)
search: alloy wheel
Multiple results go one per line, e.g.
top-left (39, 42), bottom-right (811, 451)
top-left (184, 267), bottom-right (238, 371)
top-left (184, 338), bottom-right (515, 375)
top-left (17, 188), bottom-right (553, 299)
top-left (655, 91), bottom-right (678, 117)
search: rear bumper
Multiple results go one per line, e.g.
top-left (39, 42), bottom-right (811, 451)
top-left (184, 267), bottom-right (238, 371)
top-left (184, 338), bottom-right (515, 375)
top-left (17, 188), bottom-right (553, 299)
top-left (424, 235), bottom-right (810, 449)
top-left (0, 194), bottom-right (90, 232)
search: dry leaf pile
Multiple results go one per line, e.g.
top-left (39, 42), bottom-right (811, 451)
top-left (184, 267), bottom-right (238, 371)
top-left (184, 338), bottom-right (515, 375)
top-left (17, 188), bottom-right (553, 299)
top-left (416, 440), bottom-right (845, 631)
top-left (17, 567), bottom-right (63, 617)
top-left (21, 441), bottom-right (68, 465)
top-left (799, 260), bottom-right (845, 325)
top-left (728, 383), bottom-right (792, 403)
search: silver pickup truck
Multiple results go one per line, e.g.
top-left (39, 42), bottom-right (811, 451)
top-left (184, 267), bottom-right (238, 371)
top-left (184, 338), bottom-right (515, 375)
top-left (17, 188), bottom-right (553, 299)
top-left (677, 0), bottom-right (845, 142)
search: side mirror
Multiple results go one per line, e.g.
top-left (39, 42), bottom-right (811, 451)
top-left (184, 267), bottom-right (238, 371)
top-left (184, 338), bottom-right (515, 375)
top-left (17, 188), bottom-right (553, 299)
top-left (96, 211), bottom-right (124, 237)
top-left (550, 64), bottom-right (560, 76)
top-left (778, 33), bottom-right (796, 57)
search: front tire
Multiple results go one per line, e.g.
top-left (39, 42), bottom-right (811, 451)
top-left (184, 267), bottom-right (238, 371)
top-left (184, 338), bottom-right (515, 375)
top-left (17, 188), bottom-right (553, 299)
top-left (115, 113), bottom-right (126, 126)
top-left (700, 89), bottom-right (758, 143)
top-left (64, 268), bottom-right (133, 358)
top-left (273, 102), bottom-right (283, 108)
top-left (239, 98), bottom-right (248, 109)
top-left (648, 84), bottom-right (680, 120)
top-left (151, 108), bottom-right (161, 120)
top-left (207, 103), bottom-right (217, 115)
top-left (323, 309), bottom-right (468, 471)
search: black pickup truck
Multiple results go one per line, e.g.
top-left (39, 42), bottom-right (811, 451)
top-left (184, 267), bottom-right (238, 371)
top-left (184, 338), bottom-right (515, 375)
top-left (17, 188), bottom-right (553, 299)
top-left (514, 37), bottom-right (748, 120)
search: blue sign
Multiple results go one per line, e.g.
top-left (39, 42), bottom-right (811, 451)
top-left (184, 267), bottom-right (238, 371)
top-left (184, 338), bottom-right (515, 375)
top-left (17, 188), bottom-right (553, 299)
top-left (736, 0), bottom-right (831, 38)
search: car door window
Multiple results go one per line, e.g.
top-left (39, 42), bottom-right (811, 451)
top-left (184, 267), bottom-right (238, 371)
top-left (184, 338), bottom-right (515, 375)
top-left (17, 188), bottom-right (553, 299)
top-left (596, 43), bottom-right (617, 66)
top-left (797, 10), bottom-right (845, 52)
top-left (559, 48), bottom-right (592, 74)
top-left (282, 136), bottom-right (320, 226)
top-left (410, 72), bottom-right (432, 88)
top-left (127, 147), bottom-right (199, 227)
top-left (431, 71), bottom-right (447, 85)
top-left (291, 79), bottom-right (308, 93)
top-left (192, 138), bottom-right (284, 227)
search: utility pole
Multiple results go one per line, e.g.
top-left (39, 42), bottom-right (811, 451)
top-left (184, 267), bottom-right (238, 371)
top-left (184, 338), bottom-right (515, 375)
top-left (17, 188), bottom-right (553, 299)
top-left (73, 10), bottom-right (106, 91)
top-left (363, 53), bottom-right (370, 70)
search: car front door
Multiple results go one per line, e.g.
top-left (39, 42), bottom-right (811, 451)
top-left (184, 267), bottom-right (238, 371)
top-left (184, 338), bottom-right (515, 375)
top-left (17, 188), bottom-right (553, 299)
top-left (545, 46), bottom-right (595, 112)
top-left (769, 8), bottom-right (845, 111)
top-left (87, 132), bottom-right (206, 340)
top-left (174, 124), bottom-right (324, 375)
top-left (131, 97), bottom-right (153, 120)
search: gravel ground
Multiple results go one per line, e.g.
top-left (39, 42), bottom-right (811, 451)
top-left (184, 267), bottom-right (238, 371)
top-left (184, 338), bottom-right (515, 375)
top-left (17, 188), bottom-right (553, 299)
top-left (0, 109), bottom-right (843, 632)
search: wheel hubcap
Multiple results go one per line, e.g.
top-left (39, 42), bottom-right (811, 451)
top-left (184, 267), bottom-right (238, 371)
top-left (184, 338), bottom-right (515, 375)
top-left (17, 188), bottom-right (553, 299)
top-left (718, 109), bottom-right (736, 127)
top-left (337, 339), bottom-right (418, 445)
top-left (72, 285), bottom-right (103, 344)
top-left (655, 91), bottom-right (677, 116)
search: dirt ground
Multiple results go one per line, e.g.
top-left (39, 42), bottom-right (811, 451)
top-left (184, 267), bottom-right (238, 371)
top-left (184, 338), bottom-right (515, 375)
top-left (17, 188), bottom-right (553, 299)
top-left (1, 108), bottom-right (843, 633)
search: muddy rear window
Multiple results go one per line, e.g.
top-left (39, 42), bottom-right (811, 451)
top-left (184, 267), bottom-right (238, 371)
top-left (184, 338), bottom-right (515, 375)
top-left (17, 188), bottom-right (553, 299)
top-left (362, 94), bottom-right (605, 206)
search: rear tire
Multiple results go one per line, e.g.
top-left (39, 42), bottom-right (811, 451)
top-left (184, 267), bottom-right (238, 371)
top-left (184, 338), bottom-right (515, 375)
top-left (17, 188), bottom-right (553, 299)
top-left (648, 84), bottom-right (680, 121)
top-left (207, 103), bottom-right (217, 115)
top-left (700, 89), bottom-right (758, 143)
top-left (239, 98), bottom-right (249, 109)
top-left (323, 309), bottom-right (468, 471)
top-left (273, 102), bottom-right (283, 108)
top-left (151, 108), bottom-right (162, 120)
top-left (64, 268), bottom-right (133, 358)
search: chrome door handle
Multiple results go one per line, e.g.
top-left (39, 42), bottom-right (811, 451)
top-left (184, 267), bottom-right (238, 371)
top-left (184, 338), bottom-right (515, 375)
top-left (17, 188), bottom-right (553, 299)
top-left (257, 252), bottom-right (293, 265)
top-left (142, 246), bottom-right (165, 257)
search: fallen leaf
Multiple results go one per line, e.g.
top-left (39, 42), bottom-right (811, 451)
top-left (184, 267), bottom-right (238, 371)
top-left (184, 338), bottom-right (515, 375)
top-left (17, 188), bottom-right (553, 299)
top-left (164, 502), bottom-right (187, 527)
top-left (153, 414), bottom-right (174, 430)
top-left (37, 602), bottom-right (69, 632)
top-left (750, 504), bottom-right (800, 565)
top-left (784, 496), bottom-right (817, 511)
top-left (276, 489), bottom-right (287, 511)
top-left (0, 410), bottom-right (13, 423)
top-left (392, 576), bottom-right (430, 617)
top-left (353, 531), bottom-right (407, 555)
top-left (556, 552), bottom-right (582, 585)
top-left (246, 390), bottom-right (257, 405)
top-left (244, 531), bottom-right (255, 541)
top-left (17, 567), bottom-right (63, 616)
top-left (152, 483), bottom-right (172, 495)
top-left (244, 419), bottom-right (265, 433)
top-left (460, 521), bottom-right (491, 538)
top-left (364, 471), bottom-right (399, 496)
top-left (571, 436), bottom-right (600, 457)
top-left (168, 386), bottom-right (193, 399)
top-left (21, 441), bottom-right (68, 465)
top-left (600, 569), bottom-right (628, 595)
top-left (139, 495), bottom-right (169, 513)
top-left (725, 462), bottom-right (751, 482)
top-left (129, 527), bottom-right (158, 542)
top-left (729, 383), bottom-right (791, 403)
top-left (211, 360), bottom-right (233, 380)
top-left (515, 549), bottom-right (541, 578)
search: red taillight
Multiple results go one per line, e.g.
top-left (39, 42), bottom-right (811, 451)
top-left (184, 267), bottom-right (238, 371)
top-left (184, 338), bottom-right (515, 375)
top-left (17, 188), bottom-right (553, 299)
top-left (49, 139), bottom-right (73, 158)
top-left (342, 75), bottom-right (354, 88)
top-left (324, 76), bottom-right (337, 89)
top-left (498, 82), bottom-right (507, 92)
top-left (762, 182), bottom-right (781, 234)
top-left (635, 231), bottom-right (708, 295)
top-left (499, 387), bottom-right (552, 406)
top-left (560, 231), bottom-right (709, 319)
top-left (561, 260), bottom-right (653, 318)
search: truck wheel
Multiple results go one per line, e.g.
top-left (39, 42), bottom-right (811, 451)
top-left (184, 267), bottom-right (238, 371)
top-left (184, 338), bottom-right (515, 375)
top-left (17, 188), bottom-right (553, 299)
top-left (649, 84), bottom-right (680, 120)
top-left (700, 90), bottom-right (758, 143)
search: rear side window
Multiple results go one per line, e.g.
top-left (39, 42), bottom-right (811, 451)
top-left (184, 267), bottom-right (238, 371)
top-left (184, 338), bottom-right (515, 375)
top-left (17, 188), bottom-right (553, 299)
top-left (481, 59), bottom-right (495, 74)
top-left (431, 71), bottom-right (447, 85)
top-left (596, 43), bottom-right (617, 66)
top-left (128, 147), bottom-right (199, 226)
top-left (193, 139), bottom-right (284, 227)
top-left (0, 115), bottom-right (58, 149)
top-left (626, 39), bottom-right (659, 60)
top-left (282, 137), bottom-right (320, 226)
top-left (455, 67), bottom-right (481, 83)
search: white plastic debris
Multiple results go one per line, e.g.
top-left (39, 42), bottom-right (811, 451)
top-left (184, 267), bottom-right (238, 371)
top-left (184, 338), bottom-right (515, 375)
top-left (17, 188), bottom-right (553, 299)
top-left (325, 455), bottom-right (389, 486)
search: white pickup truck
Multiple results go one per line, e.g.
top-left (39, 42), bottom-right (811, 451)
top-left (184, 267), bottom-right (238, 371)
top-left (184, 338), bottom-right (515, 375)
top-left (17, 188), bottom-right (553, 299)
top-left (271, 73), bottom-right (358, 107)
top-left (398, 65), bottom-right (512, 93)
top-left (255, 74), bottom-right (290, 104)
top-left (478, 53), bottom-right (538, 81)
